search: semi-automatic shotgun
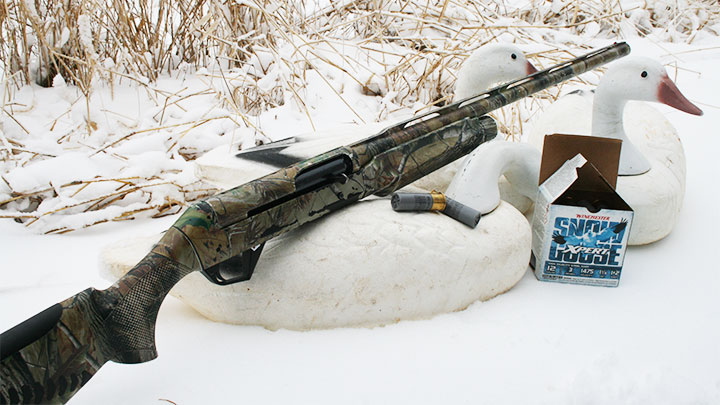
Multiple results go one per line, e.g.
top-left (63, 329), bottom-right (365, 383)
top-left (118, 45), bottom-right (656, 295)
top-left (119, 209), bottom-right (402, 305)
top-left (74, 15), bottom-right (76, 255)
top-left (0, 42), bottom-right (629, 404)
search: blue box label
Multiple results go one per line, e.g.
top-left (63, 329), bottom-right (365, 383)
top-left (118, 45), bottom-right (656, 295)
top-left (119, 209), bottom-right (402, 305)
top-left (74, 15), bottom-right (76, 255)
top-left (534, 206), bottom-right (633, 287)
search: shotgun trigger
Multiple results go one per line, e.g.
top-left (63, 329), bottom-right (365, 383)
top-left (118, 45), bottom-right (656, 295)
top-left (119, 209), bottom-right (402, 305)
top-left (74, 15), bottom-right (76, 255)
top-left (202, 243), bottom-right (266, 285)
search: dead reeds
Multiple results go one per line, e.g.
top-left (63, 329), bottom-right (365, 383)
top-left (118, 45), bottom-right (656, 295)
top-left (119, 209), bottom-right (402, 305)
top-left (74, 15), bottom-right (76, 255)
top-left (1, 0), bottom-right (718, 232)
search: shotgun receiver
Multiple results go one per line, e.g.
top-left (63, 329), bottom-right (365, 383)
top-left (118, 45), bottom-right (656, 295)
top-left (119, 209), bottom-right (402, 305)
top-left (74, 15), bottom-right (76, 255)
top-left (0, 42), bottom-right (629, 404)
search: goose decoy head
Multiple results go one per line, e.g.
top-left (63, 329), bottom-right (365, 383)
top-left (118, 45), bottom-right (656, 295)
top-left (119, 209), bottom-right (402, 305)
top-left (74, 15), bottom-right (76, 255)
top-left (597, 57), bottom-right (703, 116)
top-left (454, 44), bottom-right (538, 101)
top-left (592, 57), bottom-right (703, 175)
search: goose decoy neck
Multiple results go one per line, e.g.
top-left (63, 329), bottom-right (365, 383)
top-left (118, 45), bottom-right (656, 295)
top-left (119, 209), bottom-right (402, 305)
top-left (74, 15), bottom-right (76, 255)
top-left (591, 90), bottom-right (651, 176)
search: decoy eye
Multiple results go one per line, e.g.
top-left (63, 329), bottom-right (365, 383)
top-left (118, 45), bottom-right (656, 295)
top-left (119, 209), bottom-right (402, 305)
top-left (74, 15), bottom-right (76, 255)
top-left (641, 71), bottom-right (648, 78)
top-left (511, 53), bottom-right (518, 60)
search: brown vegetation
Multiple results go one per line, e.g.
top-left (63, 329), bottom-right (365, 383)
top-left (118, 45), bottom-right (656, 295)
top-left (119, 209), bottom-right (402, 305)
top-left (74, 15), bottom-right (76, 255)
top-left (1, 0), bottom-right (717, 232)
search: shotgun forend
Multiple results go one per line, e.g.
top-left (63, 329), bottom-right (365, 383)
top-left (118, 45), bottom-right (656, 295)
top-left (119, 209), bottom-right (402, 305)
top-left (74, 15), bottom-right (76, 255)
top-left (0, 42), bottom-right (630, 404)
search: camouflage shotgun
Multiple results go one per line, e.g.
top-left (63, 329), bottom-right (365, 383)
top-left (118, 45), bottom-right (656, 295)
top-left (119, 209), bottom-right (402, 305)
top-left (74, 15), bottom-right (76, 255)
top-left (0, 42), bottom-right (629, 404)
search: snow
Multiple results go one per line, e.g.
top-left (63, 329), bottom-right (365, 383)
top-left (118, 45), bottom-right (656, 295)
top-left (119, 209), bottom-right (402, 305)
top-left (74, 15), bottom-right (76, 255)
top-left (1, 11), bottom-right (720, 405)
top-left (77, 15), bottom-right (96, 58)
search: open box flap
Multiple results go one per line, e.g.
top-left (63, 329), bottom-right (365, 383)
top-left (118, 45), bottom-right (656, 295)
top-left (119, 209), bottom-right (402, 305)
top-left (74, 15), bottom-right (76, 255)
top-left (538, 134), bottom-right (622, 188)
top-left (556, 160), bottom-right (633, 212)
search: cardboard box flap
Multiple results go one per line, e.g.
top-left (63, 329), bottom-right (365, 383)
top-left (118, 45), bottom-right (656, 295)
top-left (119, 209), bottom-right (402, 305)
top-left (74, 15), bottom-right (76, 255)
top-left (556, 161), bottom-right (632, 212)
top-left (538, 154), bottom-right (586, 199)
top-left (573, 161), bottom-right (618, 193)
top-left (540, 153), bottom-right (632, 212)
top-left (539, 134), bottom-right (622, 188)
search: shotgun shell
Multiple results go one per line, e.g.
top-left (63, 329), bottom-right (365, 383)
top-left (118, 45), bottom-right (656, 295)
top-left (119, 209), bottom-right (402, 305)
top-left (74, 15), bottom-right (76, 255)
top-left (390, 191), bottom-right (482, 228)
top-left (391, 192), bottom-right (441, 211)
top-left (442, 198), bottom-right (482, 228)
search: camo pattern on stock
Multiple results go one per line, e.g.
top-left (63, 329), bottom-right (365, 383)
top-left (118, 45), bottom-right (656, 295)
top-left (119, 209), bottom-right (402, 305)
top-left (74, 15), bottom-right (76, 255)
top-left (0, 42), bottom-right (630, 404)
top-left (0, 253), bottom-right (194, 404)
top-left (1, 290), bottom-right (108, 404)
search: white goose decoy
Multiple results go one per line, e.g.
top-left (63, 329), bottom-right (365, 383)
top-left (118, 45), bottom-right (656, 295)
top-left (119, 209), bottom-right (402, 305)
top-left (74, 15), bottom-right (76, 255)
top-left (524, 56), bottom-right (703, 244)
top-left (413, 43), bottom-right (538, 192)
top-left (423, 44), bottom-right (539, 214)
top-left (101, 44), bottom-right (537, 330)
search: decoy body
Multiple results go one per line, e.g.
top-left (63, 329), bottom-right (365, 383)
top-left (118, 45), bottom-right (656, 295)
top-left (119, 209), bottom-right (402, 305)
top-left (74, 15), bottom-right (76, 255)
top-left (102, 44), bottom-right (538, 329)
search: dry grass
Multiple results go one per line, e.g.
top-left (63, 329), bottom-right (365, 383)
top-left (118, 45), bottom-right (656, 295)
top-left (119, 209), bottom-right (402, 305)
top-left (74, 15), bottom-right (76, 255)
top-left (3, 1), bottom-right (717, 107)
top-left (1, 0), bottom-right (718, 232)
top-left (0, 177), bottom-right (215, 232)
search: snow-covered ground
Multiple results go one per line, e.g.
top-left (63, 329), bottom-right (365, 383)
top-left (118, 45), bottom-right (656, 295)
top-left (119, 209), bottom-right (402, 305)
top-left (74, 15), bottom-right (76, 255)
top-left (1, 27), bottom-right (719, 405)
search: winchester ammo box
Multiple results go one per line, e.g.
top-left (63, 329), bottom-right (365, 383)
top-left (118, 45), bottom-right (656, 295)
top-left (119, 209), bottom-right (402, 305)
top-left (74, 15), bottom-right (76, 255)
top-left (531, 134), bottom-right (634, 287)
